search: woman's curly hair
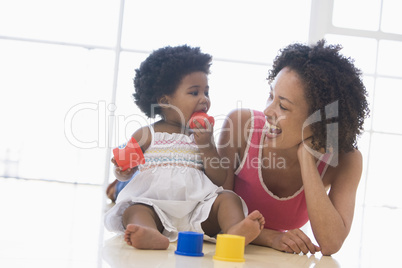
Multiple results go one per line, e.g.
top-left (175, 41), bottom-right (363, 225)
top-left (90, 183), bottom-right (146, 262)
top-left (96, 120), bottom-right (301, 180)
top-left (133, 45), bottom-right (212, 118)
top-left (268, 40), bottom-right (370, 153)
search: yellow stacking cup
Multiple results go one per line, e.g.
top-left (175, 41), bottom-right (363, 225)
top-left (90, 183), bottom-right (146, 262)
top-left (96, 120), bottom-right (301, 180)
top-left (213, 234), bottom-right (245, 262)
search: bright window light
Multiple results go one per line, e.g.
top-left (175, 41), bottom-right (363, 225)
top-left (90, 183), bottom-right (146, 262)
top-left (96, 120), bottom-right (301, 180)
top-left (332, 0), bottom-right (381, 31)
top-left (381, 0), bottom-right (402, 35)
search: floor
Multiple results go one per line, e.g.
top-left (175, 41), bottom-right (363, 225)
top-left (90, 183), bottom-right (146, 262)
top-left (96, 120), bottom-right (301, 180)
top-left (0, 177), bottom-right (400, 268)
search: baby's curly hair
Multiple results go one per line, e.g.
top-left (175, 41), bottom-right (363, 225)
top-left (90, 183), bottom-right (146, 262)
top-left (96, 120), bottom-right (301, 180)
top-left (133, 45), bottom-right (212, 118)
top-left (268, 40), bottom-right (370, 153)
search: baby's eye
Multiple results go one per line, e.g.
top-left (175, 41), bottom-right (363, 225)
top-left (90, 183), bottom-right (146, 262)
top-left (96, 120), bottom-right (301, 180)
top-left (205, 91), bottom-right (209, 97)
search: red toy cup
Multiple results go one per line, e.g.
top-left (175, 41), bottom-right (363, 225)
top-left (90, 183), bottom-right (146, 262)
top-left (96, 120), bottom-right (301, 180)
top-left (189, 112), bottom-right (215, 129)
top-left (113, 137), bottom-right (145, 171)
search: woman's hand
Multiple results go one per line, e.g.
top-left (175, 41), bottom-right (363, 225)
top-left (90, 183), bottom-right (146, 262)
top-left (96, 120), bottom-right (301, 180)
top-left (297, 137), bottom-right (324, 164)
top-left (271, 229), bottom-right (321, 254)
top-left (111, 157), bottom-right (136, 181)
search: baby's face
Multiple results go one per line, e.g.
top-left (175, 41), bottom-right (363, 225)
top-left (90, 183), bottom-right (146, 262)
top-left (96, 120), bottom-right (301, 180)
top-left (165, 71), bottom-right (211, 124)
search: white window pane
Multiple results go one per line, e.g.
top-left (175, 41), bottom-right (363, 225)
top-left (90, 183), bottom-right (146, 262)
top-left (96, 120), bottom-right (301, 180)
top-left (377, 40), bottom-right (402, 77)
top-left (372, 78), bottom-right (402, 134)
top-left (325, 34), bottom-right (377, 74)
top-left (365, 133), bottom-right (402, 207)
top-left (332, 0), bottom-right (381, 31)
top-left (114, 51), bottom-right (151, 146)
top-left (208, 61), bottom-right (270, 136)
top-left (0, 0), bottom-right (119, 46)
top-left (121, 0), bottom-right (311, 64)
top-left (0, 39), bottom-right (115, 183)
top-left (360, 207), bottom-right (402, 267)
top-left (381, 0), bottom-right (402, 34)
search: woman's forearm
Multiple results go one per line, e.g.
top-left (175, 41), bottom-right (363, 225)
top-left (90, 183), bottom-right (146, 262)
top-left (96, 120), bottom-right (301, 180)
top-left (251, 228), bottom-right (276, 248)
top-left (299, 156), bottom-right (347, 255)
top-left (252, 227), bottom-right (320, 254)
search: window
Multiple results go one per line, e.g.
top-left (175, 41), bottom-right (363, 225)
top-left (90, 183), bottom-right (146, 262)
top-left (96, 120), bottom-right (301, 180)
top-left (0, 0), bottom-right (312, 184)
top-left (0, 0), bottom-right (399, 209)
top-left (308, 0), bottom-right (402, 263)
top-left (310, 0), bottom-right (402, 208)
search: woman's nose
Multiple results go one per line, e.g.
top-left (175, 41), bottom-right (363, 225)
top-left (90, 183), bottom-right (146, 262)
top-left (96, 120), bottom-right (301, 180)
top-left (264, 102), bottom-right (275, 118)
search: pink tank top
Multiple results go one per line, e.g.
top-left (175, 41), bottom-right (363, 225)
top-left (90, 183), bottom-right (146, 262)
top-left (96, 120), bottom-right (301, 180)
top-left (234, 110), bottom-right (331, 231)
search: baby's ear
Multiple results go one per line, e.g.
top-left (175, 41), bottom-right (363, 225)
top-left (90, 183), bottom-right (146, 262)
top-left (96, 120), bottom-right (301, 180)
top-left (157, 96), bottom-right (169, 107)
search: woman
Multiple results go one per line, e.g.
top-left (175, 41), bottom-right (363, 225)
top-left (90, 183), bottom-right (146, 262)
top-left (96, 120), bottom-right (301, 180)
top-left (218, 40), bottom-right (369, 255)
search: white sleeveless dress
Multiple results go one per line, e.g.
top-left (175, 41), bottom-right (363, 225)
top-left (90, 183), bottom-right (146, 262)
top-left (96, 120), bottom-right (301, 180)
top-left (104, 126), bottom-right (248, 241)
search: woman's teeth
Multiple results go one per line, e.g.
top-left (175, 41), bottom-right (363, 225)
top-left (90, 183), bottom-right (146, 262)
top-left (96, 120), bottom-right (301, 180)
top-left (269, 124), bottom-right (282, 134)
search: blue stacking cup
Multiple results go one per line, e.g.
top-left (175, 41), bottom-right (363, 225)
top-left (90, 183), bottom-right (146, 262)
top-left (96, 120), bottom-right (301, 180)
top-left (175, 231), bottom-right (204, 257)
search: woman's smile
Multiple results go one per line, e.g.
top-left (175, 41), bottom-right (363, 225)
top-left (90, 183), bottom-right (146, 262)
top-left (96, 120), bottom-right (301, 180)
top-left (266, 122), bottom-right (282, 139)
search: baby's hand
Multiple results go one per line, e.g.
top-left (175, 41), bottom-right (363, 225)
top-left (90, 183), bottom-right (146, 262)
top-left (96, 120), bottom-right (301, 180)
top-left (111, 157), bottom-right (119, 167)
top-left (192, 118), bottom-right (215, 150)
top-left (189, 112), bottom-right (214, 129)
top-left (111, 157), bottom-right (135, 181)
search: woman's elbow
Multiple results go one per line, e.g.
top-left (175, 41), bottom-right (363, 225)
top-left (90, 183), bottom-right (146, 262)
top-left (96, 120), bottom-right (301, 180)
top-left (319, 240), bottom-right (344, 256)
top-left (317, 224), bottom-right (349, 255)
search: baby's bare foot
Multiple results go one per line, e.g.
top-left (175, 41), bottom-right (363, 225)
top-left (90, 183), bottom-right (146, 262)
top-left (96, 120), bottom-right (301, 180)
top-left (227, 210), bottom-right (265, 245)
top-left (124, 224), bottom-right (169, 250)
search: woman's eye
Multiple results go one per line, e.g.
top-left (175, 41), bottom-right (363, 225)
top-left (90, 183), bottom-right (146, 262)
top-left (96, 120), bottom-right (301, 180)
top-left (279, 103), bottom-right (288, 111)
top-left (190, 91), bottom-right (198, 96)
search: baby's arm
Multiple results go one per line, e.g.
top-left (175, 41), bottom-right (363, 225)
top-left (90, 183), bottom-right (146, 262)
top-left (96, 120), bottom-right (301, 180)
top-left (111, 126), bottom-right (151, 182)
top-left (111, 157), bottom-right (138, 182)
top-left (192, 119), bottom-right (227, 186)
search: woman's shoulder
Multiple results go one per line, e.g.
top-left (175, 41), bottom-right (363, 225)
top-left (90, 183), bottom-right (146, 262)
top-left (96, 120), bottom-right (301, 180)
top-left (226, 108), bottom-right (252, 120)
top-left (338, 149), bottom-right (363, 169)
top-left (225, 108), bottom-right (264, 128)
top-left (219, 109), bottom-right (254, 158)
top-left (223, 109), bottom-right (252, 136)
top-left (224, 108), bottom-right (268, 135)
top-left (325, 149), bottom-right (363, 185)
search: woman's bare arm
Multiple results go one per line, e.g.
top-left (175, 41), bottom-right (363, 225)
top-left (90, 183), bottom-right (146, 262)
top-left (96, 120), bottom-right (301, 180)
top-left (298, 146), bottom-right (362, 255)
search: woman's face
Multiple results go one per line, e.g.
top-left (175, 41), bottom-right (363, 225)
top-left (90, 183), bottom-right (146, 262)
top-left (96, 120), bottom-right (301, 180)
top-left (263, 67), bottom-right (312, 150)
